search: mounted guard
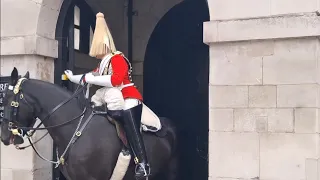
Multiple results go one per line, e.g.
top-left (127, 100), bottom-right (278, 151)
top-left (64, 12), bottom-right (161, 179)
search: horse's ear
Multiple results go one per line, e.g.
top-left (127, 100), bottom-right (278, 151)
top-left (24, 71), bottom-right (30, 79)
top-left (11, 67), bottom-right (19, 85)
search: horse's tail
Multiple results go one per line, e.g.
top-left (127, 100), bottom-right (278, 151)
top-left (160, 117), bottom-right (178, 155)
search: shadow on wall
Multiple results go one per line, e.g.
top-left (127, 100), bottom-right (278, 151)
top-left (143, 0), bottom-right (210, 179)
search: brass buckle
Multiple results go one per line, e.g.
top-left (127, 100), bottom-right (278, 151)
top-left (11, 101), bottom-right (19, 107)
top-left (8, 122), bottom-right (14, 127)
top-left (11, 129), bottom-right (20, 136)
top-left (60, 157), bottom-right (65, 165)
top-left (13, 88), bottom-right (19, 94)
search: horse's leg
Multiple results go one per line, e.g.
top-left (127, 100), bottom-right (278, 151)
top-left (152, 153), bottom-right (179, 180)
top-left (165, 154), bottom-right (179, 180)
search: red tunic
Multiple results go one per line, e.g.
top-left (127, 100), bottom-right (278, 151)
top-left (93, 54), bottom-right (143, 101)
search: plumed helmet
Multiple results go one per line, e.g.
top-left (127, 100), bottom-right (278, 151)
top-left (89, 12), bottom-right (116, 57)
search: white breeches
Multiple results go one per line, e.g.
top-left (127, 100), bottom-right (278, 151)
top-left (91, 87), bottom-right (162, 132)
top-left (91, 87), bottom-right (140, 110)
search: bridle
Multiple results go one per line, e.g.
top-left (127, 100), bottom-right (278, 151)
top-left (2, 76), bottom-right (92, 167)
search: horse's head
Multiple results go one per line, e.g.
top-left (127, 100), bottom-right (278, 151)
top-left (1, 67), bottom-right (35, 146)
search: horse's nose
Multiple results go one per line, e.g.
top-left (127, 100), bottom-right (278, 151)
top-left (1, 136), bottom-right (10, 146)
top-left (0, 130), bottom-right (11, 146)
top-left (2, 139), bottom-right (10, 146)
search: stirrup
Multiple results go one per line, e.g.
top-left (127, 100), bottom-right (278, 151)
top-left (135, 163), bottom-right (151, 177)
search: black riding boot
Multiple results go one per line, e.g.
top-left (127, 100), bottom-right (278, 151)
top-left (122, 104), bottom-right (151, 179)
top-left (107, 105), bottom-right (150, 179)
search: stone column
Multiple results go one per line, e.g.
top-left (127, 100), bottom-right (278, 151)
top-left (204, 5), bottom-right (320, 180)
top-left (0, 0), bottom-right (60, 178)
top-left (1, 2), bottom-right (59, 178)
top-left (0, 37), bottom-right (57, 180)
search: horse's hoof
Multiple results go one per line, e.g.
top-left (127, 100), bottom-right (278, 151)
top-left (134, 176), bottom-right (148, 180)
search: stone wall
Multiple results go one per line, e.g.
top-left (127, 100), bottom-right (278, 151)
top-left (0, 56), bottom-right (55, 180)
top-left (204, 4), bottom-right (320, 180)
top-left (207, 0), bottom-right (320, 20)
top-left (0, 0), bottom-right (60, 179)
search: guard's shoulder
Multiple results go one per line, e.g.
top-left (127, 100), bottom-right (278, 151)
top-left (110, 54), bottom-right (126, 66)
top-left (113, 51), bottom-right (123, 55)
top-left (111, 51), bottom-right (125, 60)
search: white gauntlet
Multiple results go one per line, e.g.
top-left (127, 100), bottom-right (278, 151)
top-left (64, 70), bottom-right (86, 85)
top-left (85, 73), bottom-right (114, 87)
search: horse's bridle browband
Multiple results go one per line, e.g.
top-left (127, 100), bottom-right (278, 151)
top-left (8, 77), bottom-right (87, 133)
top-left (3, 75), bottom-right (107, 167)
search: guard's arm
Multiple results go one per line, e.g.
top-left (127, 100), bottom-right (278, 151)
top-left (64, 70), bottom-right (85, 85)
top-left (64, 64), bottom-right (99, 85)
top-left (85, 55), bottom-right (127, 87)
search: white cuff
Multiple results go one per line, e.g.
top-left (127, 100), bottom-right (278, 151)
top-left (69, 74), bottom-right (85, 85)
top-left (86, 75), bottom-right (114, 87)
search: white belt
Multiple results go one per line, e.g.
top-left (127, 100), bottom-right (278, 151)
top-left (119, 83), bottom-right (134, 90)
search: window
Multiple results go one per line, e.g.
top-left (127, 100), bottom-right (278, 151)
top-left (74, 6), bottom-right (80, 50)
top-left (73, 1), bottom-right (95, 54)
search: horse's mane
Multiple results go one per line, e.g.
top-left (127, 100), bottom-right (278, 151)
top-left (26, 79), bottom-right (87, 109)
top-left (28, 79), bottom-right (74, 97)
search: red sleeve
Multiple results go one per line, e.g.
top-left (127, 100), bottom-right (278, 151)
top-left (110, 55), bottom-right (127, 86)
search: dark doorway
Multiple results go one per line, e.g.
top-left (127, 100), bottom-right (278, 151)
top-left (143, 0), bottom-right (210, 179)
top-left (54, 0), bottom-right (96, 179)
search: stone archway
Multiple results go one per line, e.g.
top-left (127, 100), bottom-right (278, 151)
top-left (143, 0), bottom-right (210, 179)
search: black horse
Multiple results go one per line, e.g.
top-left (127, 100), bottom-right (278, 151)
top-left (0, 68), bottom-right (178, 180)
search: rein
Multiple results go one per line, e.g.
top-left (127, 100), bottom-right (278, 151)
top-left (6, 75), bottom-right (96, 167)
top-left (15, 80), bottom-right (87, 132)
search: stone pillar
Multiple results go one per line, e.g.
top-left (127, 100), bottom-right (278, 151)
top-left (0, 39), bottom-right (57, 180)
top-left (0, 0), bottom-right (59, 179)
top-left (204, 2), bottom-right (320, 179)
top-left (0, 45), bottom-right (57, 180)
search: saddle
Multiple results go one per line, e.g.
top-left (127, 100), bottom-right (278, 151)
top-left (93, 104), bottom-right (165, 148)
top-left (90, 104), bottom-right (169, 180)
